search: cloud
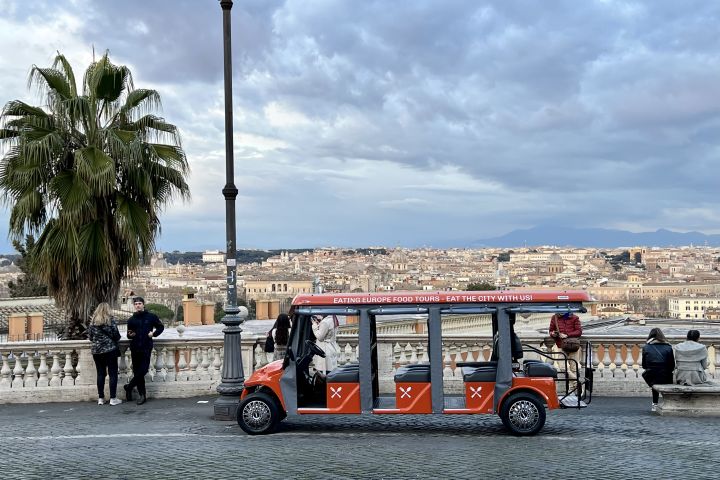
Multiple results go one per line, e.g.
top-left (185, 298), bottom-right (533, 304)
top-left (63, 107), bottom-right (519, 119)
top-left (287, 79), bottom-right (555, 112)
top-left (1, 0), bottom-right (720, 253)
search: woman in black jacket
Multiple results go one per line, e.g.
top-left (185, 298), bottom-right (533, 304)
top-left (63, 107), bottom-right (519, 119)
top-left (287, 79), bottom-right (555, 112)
top-left (88, 302), bottom-right (121, 405)
top-left (641, 328), bottom-right (675, 412)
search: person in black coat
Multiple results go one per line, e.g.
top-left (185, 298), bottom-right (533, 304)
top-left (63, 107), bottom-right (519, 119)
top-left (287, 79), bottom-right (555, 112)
top-left (124, 297), bottom-right (164, 405)
top-left (641, 327), bottom-right (675, 412)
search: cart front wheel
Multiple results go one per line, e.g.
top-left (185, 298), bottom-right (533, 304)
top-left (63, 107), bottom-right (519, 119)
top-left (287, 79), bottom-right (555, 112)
top-left (237, 392), bottom-right (281, 435)
top-left (500, 392), bottom-right (546, 436)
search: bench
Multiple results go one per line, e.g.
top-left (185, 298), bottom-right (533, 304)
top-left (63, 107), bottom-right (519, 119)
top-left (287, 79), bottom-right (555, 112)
top-left (654, 384), bottom-right (720, 416)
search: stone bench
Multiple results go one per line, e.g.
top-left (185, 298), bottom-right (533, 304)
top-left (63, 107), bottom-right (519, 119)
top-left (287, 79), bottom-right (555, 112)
top-left (654, 384), bottom-right (720, 416)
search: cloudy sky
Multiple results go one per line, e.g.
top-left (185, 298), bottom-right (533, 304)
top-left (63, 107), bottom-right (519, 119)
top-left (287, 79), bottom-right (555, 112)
top-left (1, 0), bottom-right (719, 252)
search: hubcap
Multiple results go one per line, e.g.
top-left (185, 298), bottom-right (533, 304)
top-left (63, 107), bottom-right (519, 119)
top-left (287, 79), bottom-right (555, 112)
top-left (242, 400), bottom-right (272, 431)
top-left (508, 400), bottom-right (539, 431)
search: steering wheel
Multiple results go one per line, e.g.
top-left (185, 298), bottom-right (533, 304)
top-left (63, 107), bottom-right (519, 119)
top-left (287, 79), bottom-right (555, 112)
top-left (305, 339), bottom-right (326, 358)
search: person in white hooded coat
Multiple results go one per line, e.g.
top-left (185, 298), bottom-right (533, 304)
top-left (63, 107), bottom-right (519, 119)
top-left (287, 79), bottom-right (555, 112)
top-left (674, 330), bottom-right (710, 386)
top-left (312, 315), bottom-right (339, 374)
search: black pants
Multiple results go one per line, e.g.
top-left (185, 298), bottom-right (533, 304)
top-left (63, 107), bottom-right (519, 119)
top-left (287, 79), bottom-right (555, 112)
top-left (644, 369), bottom-right (672, 403)
top-left (93, 351), bottom-right (119, 399)
top-left (127, 349), bottom-right (152, 396)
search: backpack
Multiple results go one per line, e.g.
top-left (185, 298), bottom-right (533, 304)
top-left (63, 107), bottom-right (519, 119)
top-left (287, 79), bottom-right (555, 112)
top-left (264, 330), bottom-right (275, 353)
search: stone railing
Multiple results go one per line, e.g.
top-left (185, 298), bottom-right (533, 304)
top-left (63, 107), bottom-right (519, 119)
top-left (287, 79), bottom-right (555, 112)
top-left (1, 334), bottom-right (718, 403)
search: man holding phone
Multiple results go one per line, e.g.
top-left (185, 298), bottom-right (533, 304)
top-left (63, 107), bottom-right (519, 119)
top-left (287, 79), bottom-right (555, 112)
top-left (124, 296), bottom-right (164, 405)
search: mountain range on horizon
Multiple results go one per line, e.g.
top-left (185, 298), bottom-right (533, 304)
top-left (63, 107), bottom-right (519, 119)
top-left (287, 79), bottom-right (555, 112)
top-left (469, 226), bottom-right (720, 248)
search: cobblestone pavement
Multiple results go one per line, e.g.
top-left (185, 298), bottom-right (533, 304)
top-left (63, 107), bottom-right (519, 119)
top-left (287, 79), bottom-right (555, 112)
top-left (0, 395), bottom-right (718, 479)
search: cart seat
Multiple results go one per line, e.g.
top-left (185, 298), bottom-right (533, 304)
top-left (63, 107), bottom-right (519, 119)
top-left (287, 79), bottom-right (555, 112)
top-left (461, 366), bottom-right (497, 382)
top-left (327, 365), bottom-right (359, 383)
top-left (394, 364), bottom-right (430, 382)
top-left (524, 362), bottom-right (557, 378)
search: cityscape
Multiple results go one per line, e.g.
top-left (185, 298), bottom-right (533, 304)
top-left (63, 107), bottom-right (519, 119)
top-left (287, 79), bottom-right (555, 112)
top-left (4, 243), bottom-right (718, 323)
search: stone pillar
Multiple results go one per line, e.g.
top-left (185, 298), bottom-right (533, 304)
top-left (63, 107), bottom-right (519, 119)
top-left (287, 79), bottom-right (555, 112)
top-left (183, 298), bottom-right (202, 326)
top-left (201, 302), bottom-right (215, 325)
top-left (27, 312), bottom-right (44, 341)
top-left (256, 300), bottom-right (269, 320)
top-left (8, 314), bottom-right (27, 342)
top-left (268, 300), bottom-right (280, 321)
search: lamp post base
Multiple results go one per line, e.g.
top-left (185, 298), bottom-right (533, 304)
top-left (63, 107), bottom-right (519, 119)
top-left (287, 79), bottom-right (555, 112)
top-left (213, 394), bottom-right (241, 421)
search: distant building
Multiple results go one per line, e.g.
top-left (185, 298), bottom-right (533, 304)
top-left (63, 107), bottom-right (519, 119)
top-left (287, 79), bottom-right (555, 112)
top-left (668, 296), bottom-right (720, 319)
top-left (202, 250), bottom-right (226, 263)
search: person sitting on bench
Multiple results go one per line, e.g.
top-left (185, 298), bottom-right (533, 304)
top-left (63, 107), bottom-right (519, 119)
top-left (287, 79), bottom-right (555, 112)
top-left (675, 330), bottom-right (712, 386)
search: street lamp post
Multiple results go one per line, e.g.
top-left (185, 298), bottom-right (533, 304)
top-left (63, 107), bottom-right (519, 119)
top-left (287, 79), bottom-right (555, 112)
top-left (214, 0), bottom-right (246, 421)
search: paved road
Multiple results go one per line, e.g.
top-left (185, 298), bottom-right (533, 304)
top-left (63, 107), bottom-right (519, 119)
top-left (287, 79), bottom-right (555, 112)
top-left (0, 396), bottom-right (718, 479)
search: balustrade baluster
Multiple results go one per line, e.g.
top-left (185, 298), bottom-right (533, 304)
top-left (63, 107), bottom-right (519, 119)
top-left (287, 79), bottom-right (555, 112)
top-left (622, 345), bottom-right (635, 378)
top-left (396, 343), bottom-right (408, 367)
top-left (419, 343), bottom-right (429, 363)
top-left (469, 343), bottom-right (480, 362)
top-left (155, 347), bottom-right (166, 382)
top-left (337, 343), bottom-right (347, 365)
top-left (200, 346), bottom-right (211, 379)
top-left (11, 353), bottom-right (24, 388)
top-left (481, 343), bottom-right (492, 362)
top-left (24, 352), bottom-right (37, 388)
top-left (62, 351), bottom-right (74, 386)
top-left (192, 347), bottom-right (203, 380)
top-left (212, 347), bottom-right (222, 379)
top-left (612, 344), bottom-right (623, 377)
top-left (408, 343), bottom-right (418, 364)
top-left (708, 344), bottom-right (717, 379)
top-left (49, 352), bottom-right (61, 387)
top-left (591, 344), bottom-right (600, 371)
top-left (37, 352), bottom-right (49, 387)
top-left (452, 344), bottom-right (463, 378)
top-left (163, 347), bottom-right (174, 381)
top-left (75, 350), bottom-right (83, 385)
top-left (442, 345), bottom-right (453, 377)
top-left (177, 347), bottom-right (188, 381)
top-left (118, 347), bottom-right (128, 383)
top-left (601, 344), bottom-right (612, 378)
top-left (344, 344), bottom-right (353, 364)
top-left (254, 344), bottom-right (266, 371)
top-left (0, 353), bottom-right (11, 389)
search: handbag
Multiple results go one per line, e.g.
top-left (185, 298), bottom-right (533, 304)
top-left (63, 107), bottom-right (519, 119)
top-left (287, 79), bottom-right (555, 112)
top-left (560, 337), bottom-right (581, 353)
top-left (264, 330), bottom-right (275, 353)
top-left (553, 315), bottom-right (581, 353)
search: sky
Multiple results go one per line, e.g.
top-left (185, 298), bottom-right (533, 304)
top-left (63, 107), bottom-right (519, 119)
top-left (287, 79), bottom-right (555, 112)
top-left (1, 0), bottom-right (719, 253)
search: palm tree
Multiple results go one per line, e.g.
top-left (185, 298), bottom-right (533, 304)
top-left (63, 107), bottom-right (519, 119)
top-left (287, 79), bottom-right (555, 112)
top-left (0, 52), bottom-right (190, 338)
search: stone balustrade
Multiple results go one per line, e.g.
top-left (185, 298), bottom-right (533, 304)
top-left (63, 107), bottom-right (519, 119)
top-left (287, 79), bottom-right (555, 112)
top-left (1, 333), bottom-right (718, 403)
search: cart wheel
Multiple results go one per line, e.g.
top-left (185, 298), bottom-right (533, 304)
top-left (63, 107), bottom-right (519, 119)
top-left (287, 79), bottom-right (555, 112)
top-left (237, 392), bottom-right (281, 435)
top-left (500, 392), bottom-right (546, 436)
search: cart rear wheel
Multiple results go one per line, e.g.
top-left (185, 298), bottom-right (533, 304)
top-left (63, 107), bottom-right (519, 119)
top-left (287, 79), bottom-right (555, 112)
top-left (237, 392), bottom-right (281, 435)
top-left (500, 392), bottom-right (546, 436)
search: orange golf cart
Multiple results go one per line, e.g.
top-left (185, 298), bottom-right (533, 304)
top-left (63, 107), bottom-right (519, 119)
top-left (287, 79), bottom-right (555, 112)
top-left (238, 290), bottom-right (594, 436)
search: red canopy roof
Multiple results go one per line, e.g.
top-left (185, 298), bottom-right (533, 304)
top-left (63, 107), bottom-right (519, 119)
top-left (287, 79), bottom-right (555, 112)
top-left (291, 290), bottom-right (593, 307)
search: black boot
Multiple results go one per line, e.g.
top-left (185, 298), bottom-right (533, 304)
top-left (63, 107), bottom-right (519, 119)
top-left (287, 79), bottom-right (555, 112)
top-left (136, 394), bottom-right (146, 405)
top-left (123, 384), bottom-right (133, 401)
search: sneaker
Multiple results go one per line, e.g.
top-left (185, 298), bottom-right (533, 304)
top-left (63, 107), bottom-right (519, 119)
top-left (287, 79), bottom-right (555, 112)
top-left (97, 398), bottom-right (104, 405)
top-left (651, 403), bottom-right (658, 412)
top-left (109, 398), bottom-right (122, 406)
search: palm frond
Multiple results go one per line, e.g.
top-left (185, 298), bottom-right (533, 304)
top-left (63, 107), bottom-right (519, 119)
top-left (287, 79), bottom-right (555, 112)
top-left (28, 67), bottom-right (73, 101)
top-left (51, 53), bottom-right (78, 97)
top-left (75, 146), bottom-right (116, 194)
top-left (1, 100), bottom-right (48, 119)
top-left (120, 89), bottom-right (162, 120)
top-left (49, 171), bottom-right (92, 216)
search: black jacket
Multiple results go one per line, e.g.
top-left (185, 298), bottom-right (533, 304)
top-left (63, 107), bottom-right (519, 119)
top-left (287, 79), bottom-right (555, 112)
top-left (641, 342), bottom-right (675, 372)
top-left (127, 310), bottom-right (164, 351)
